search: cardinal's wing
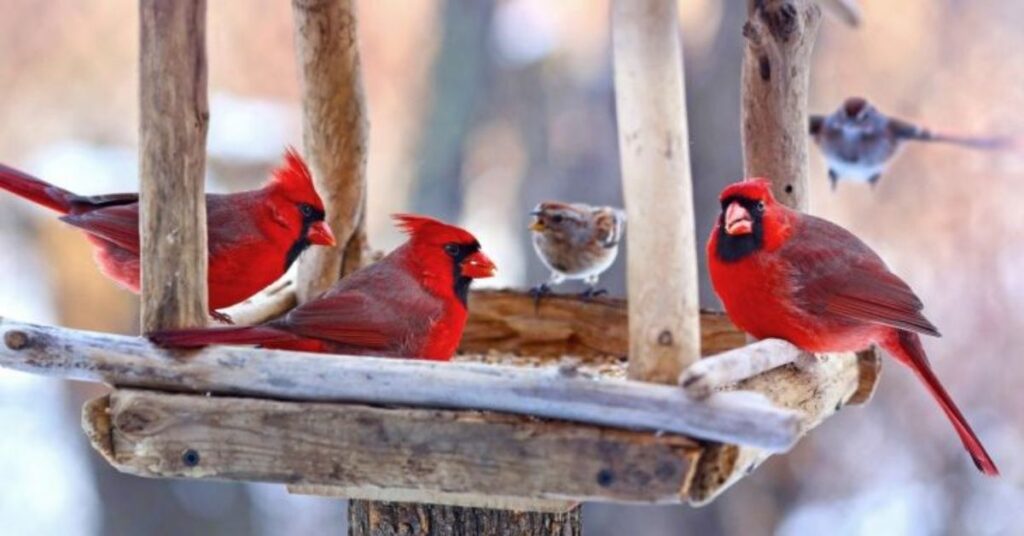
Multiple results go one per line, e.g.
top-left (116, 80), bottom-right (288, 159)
top-left (784, 214), bottom-right (940, 337)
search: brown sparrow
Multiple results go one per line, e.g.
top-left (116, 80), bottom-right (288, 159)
top-left (529, 201), bottom-right (626, 300)
top-left (810, 97), bottom-right (1013, 190)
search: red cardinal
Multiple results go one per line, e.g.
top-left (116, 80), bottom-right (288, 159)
top-left (707, 178), bottom-right (998, 475)
top-left (0, 148), bottom-right (335, 320)
top-left (150, 214), bottom-right (496, 360)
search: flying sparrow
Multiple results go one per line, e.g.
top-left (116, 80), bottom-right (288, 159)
top-left (529, 201), bottom-right (626, 301)
top-left (810, 97), bottom-right (1013, 190)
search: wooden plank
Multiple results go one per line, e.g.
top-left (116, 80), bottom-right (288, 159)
top-left (348, 501), bottom-right (581, 536)
top-left (292, 0), bottom-right (369, 301)
top-left (138, 0), bottom-right (210, 331)
top-left (0, 318), bottom-right (801, 451)
top-left (611, 0), bottom-right (700, 383)
top-left (89, 389), bottom-right (700, 504)
top-left (460, 290), bottom-right (745, 359)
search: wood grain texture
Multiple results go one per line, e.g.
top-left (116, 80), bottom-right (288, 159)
top-left (348, 501), bottom-right (581, 536)
top-left (290, 486), bottom-right (578, 513)
top-left (0, 317), bottom-right (801, 451)
top-left (292, 0), bottom-right (369, 301)
top-left (460, 290), bottom-right (745, 359)
top-left (741, 0), bottom-right (821, 210)
top-left (138, 0), bottom-right (209, 331)
top-left (91, 389), bottom-right (699, 504)
top-left (687, 351), bottom-right (867, 505)
top-left (611, 0), bottom-right (700, 384)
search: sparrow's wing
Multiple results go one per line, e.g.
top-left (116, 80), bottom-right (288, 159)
top-left (783, 214), bottom-right (940, 337)
top-left (887, 117), bottom-right (929, 141)
top-left (59, 204), bottom-right (141, 253)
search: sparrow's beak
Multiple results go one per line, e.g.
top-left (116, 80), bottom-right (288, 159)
top-left (307, 221), bottom-right (337, 246)
top-left (460, 250), bottom-right (497, 279)
top-left (724, 201), bottom-right (753, 236)
top-left (529, 214), bottom-right (545, 232)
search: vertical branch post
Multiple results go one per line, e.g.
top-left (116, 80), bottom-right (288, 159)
top-left (740, 0), bottom-right (821, 210)
top-left (612, 0), bottom-right (700, 384)
top-left (292, 0), bottom-right (369, 303)
top-left (138, 0), bottom-right (209, 331)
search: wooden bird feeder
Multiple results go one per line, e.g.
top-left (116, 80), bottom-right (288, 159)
top-left (0, 0), bottom-right (876, 533)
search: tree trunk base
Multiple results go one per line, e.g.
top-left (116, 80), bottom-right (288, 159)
top-left (348, 500), bottom-right (581, 536)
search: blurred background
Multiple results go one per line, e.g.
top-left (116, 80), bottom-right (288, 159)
top-left (0, 0), bottom-right (1022, 534)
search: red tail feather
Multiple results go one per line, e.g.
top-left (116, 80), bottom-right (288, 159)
top-left (0, 164), bottom-right (76, 214)
top-left (149, 326), bottom-right (295, 349)
top-left (886, 331), bottom-right (999, 476)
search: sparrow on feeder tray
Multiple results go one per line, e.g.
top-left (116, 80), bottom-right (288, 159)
top-left (528, 201), bottom-right (626, 302)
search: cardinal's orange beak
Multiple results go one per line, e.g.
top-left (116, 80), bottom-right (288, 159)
top-left (724, 202), bottom-right (753, 236)
top-left (307, 221), bottom-right (337, 246)
top-left (461, 250), bottom-right (497, 279)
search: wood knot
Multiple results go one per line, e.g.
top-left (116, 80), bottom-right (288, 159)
top-left (4, 330), bottom-right (29, 350)
top-left (182, 449), bottom-right (201, 467)
top-left (760, 2), bottom-right (800, 43)
top-left (656, 330), bottom-right (674, 346)
top-left (596, 469), bottom-right (615, 487)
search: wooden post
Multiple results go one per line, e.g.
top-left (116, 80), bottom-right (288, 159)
top-left (138, 0), bottom-right (209, 332)
top-left (740, 0), bottom-right (821, 210)
top-left (612, 0), bottom-right (700, 384)
top-left (292, 0), bottom-right (369, 303)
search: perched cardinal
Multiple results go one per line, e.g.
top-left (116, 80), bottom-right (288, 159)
top-left (708, 178), bottom-right (998, 475)
top-left (150, 214), bottom-right (496, 360)
top-left (528, 201), bottom-right (626, 299)
top-left (810, 97), bottom-right (1013, 190)
top-left (0, 148), bottom-right (335, 321)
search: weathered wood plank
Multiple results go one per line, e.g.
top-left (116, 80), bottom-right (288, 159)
top-left (91, 389), bottom-right (700, 504)
top-left (138, 0), bottom-right (209, 331)
top-left (0, 318), bottom-right (802, 450)
top-left (292, 0), bottom-right (369, 301)
top-left (460, 290), bottom-right (745, 359)
top-left (611, 0), bottom-right (700, 383)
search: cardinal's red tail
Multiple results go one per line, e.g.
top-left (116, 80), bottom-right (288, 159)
top-left (885, 331), bottom-right (999, 476)
top-left (0, 164), bottom-right (76, 214)
top-left (149, 325), bottom-right (296, 349)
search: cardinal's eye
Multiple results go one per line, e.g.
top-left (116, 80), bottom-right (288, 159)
top-left (551, 214), bottom-right (564, 224)
top-left (299, 204), bottom-right (314, 217)
top-left (756, 201), bottom-right (765, 212)
top-left (444, 243), bottom-right (460, 256)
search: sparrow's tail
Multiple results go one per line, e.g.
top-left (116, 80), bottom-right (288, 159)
top-left (0, 163), bottom-right (77, 214)
top-left (912, 130), bottom-right (1015, 151)
top-left (149, 325), bottom-right (296, 349)
top-left (884, 331), bottom-right (999, 476)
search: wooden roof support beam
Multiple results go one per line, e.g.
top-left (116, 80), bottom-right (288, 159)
top-left (612, 0), bottom-right (700, 384)
top-left (138, 0), bottom-right (209, 332)
top-left (84, 389), bottom-right (701, 505)
top-left (292, 0), bottom-right (369, 302)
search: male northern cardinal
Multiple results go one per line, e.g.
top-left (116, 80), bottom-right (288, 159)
top-left (529, 201), bottom-right (626, 299)
top-left (708, 178), bottom-right (998, 475)
top-left (150, 214), bottom-right (496, 360)
top-left (810, 97), bottom-right (1012, 190)
top-left (0, 148), bottom-right (335, 321)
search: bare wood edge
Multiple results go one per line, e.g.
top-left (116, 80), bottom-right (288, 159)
top-left (93, 389), bottom-right (700, 504)
top-left (288, 486), bottom-right (579, 514)
top-left (849, 347), bottom-right (882, 405)
top-left (816, 0), bottom-right (862, 27)
top-left (687, 351), bottom-right (864, 505)
top-left (0, 317), bottom-right (801, 451)
top-left (219, 277), bottom-right (297, 326)
top-left (292, 0), bottom-right (368, 302)
top-left (82, 394), bottom-right (115, 466)
top-left (612, 0), bottom-right (700, 383)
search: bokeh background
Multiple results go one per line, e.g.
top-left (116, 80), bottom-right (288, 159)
top-left (1, 1), bottom-right (1022, 534)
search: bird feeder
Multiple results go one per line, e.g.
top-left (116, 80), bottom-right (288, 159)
top-left (0, 0), bottom-right (877, 533)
